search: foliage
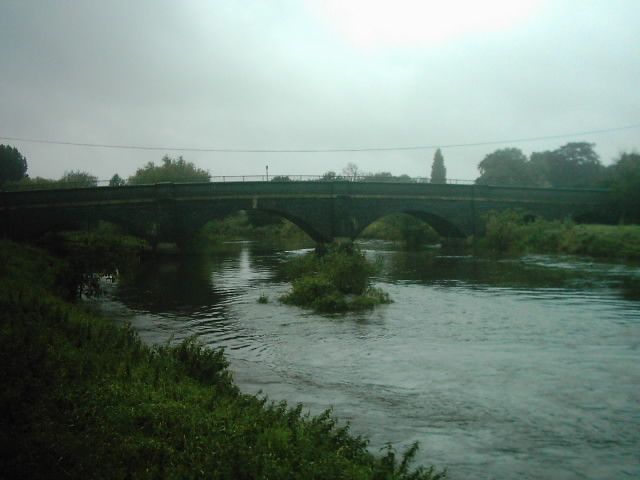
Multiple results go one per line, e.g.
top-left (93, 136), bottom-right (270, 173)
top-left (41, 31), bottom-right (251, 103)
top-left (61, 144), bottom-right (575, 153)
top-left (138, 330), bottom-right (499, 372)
top-left (2, 175), bottom-right (58, 190)
top-left (128, 155), bottom-right (210, 184)
top-left (607, 152), bottom-right (640, 223)
top-left (281, 243), bottom-right (392, 313)
top-left (0, 144), bottom-right (28, 185)
top-left (246, 209), bottom-right (284, 228)
top-left (197, 211), bottom-right (312, 247)
top-left (59, 169), bottom-right (99, 188)
top-left (4, 170), bottom-right (98, 190)
top-left (270, 175), bottom-right (292, 182)
top-left (476, 148), bottom-right (532, 186)
top-left (109, 173), bottom-right (126, 186)
top-left (476, 210), bottom-right (640, 259)
top-left (529, 142), bottom-right (604, 188)
top-left (430, 149), bottom-right (446, 184)
top-left (38, 225), bottom-right (148, 299)
top-left (342, 162), bottom-right (361, 180)
top-left (0, 240), bottom-right (441, 479)
top-left (362, 172), bottom-right (414, 183)
top-left (360, 213), bottom-right (440, 248)
top-left (476, 142), bottom-right (606, 188)
top-left (321, 170), bottom-right (337, 181)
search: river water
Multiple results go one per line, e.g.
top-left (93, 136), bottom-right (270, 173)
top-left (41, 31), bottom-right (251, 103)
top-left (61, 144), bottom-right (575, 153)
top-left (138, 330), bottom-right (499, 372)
top-left (92, 241), bottom-right (640, 479)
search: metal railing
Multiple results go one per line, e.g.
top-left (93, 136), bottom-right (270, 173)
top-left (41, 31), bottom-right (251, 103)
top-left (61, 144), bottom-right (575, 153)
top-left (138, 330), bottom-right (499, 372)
top-left (3, 175), bottom-right (475, 190)
top-left (208, 174), bottom-right (474, 184)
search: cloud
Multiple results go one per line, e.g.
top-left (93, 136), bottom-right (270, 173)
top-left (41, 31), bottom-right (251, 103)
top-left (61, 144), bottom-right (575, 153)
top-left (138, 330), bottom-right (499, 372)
top-left (0, 0), bottom-right (638, 181)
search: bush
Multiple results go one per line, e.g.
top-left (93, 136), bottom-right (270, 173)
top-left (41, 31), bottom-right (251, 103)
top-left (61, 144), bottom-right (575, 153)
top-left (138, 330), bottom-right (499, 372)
top-left (280, 243), bottom-right (391, 313)
top-left (0, 240), bottom-right (441, 479)
top-left (477, 210), bottom-right (640, 259)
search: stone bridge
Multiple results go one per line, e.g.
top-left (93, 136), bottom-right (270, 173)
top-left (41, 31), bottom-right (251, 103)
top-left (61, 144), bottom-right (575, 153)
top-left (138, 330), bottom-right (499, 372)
top-left (0, 181), bottom-right (612, 244)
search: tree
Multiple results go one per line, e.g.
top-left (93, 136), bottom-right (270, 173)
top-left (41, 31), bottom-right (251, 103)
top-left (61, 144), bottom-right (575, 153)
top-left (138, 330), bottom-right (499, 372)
top-left (128, 155), bottom-right (210, 184)
top-left (59, 170), bottom-right (98, 188)
top-left (270, 175), bottom-right (291, 182)
top-left (342, 162), bottom-right (360, 180)
top-left (529, 142), bottom-right (604, 188)
top-left (0, 144), bottom-right (28, 185)
top-left (109, 174), bottom-right (126, 186)
top-left (365, 172), bottom-right (394, 182)
top-left (320, 171), bottom-right (337, 181)
top-left (430, 148), bottom-right (446, 184)
top-left (395, 174), bottom-right (413, 183)
top-left (476, 148), bottom-right (532, 186)
top-left (608, 152), bottom-right (640, 223)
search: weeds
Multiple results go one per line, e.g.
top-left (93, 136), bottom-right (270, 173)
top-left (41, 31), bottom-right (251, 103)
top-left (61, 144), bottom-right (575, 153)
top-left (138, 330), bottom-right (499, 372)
top-left (0, 240), bottom-right (440, 479)
top-left (477, 210), bottom-right (640, 259)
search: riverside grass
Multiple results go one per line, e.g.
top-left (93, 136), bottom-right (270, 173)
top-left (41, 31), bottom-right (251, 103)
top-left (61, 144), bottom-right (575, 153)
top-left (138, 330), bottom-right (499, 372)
top-left (477, 210), bottom-right (640, 259)
top-left (0, 240), bottom-right (442, 479)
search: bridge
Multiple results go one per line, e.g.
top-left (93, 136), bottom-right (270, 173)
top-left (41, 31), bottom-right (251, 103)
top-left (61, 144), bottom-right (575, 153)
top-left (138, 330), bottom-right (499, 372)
top-left (1, 180), bottom-right (612, 245)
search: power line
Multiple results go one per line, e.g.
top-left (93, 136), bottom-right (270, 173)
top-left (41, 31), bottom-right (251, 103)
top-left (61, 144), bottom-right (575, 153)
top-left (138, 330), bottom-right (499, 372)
top-left (1, 122), bottom-right (639, 154)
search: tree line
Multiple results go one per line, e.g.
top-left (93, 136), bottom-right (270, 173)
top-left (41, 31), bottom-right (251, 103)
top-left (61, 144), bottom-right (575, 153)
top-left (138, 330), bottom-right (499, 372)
top-left (2, 142), bottom-right (639, 222)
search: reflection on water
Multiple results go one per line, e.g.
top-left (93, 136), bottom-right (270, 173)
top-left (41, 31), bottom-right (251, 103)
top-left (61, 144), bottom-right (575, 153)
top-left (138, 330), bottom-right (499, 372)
top-left (93, 242), bottom-right (640, 480)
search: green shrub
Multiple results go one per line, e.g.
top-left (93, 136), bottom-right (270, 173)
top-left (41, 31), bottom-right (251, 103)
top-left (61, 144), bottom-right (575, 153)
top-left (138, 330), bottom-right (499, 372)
top-left (280, 243), bottom-right (391, 313)
top-left (477, 210), bottom-right (640, 259)
top-left (0, 240), bottom-right (440, 479)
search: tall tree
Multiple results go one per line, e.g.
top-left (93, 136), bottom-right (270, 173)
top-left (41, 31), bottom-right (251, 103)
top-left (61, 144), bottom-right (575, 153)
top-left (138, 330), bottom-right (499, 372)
top-left (430, 148), bottom-right (446, 184)
top-left (109, 174), bottom-right (126, 186)
top-left (476, 148), bottom-right (532, 186)
top-left (529, 142), bottom-right (604, 188)
top-left (608, 152), bottom-right (640, 223)
top-left (342, 162), bottom-right (360, 180)
top-left (128, 155), bottom-right (210, 184)
top-left (0, 144), bottom-right (28, 185)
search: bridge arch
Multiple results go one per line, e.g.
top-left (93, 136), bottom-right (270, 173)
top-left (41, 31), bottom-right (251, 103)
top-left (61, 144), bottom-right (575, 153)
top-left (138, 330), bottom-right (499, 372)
top-left (249, 208), bottom-right (327, 243)
top-left (353, 208), bottom-right (467, 241)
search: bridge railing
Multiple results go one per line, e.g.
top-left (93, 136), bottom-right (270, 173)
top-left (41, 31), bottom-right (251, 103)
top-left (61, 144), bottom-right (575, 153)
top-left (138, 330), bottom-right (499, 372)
top-left (1, 175), bottom-right (476, 191)
top-left (208, 175), bottom-right (475, 184)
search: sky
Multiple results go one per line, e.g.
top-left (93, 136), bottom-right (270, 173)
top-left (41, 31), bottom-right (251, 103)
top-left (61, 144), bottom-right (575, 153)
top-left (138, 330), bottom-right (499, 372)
top-left (1, 0), bottom-right (639, 183)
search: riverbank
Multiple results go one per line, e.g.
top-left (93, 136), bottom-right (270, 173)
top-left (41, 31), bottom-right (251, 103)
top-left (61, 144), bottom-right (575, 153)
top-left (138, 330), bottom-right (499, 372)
top-left (475, 212), bottom-right (640, 259)
top-left (0, 240), bottom-right (442, 479)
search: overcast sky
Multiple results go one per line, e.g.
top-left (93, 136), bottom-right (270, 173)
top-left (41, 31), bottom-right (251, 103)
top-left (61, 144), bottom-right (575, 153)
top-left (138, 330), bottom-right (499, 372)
top-left (1, 0), bottom-right (639, 182)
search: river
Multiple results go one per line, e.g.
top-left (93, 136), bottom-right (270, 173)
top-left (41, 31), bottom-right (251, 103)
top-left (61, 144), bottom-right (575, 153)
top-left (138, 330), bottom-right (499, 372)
top-left (90, 241), bottom-right (640, 479)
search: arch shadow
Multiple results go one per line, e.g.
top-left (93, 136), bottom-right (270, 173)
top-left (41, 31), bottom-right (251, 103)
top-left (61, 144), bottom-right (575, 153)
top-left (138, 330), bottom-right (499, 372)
top-left (194, 208), bottom-right (325, 244)
top-left (354, 209), bottom-right (466, 240)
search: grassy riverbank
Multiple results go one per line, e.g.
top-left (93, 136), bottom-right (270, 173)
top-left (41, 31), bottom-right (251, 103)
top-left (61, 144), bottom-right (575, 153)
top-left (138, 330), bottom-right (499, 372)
top-left (0, 240), bottom-right (441, 479)
top-left (477, 211), bottom-right (640, 259)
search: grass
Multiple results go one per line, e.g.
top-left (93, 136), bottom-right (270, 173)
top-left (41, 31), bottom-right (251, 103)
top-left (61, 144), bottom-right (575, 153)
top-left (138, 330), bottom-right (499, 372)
top-left (280, 242), bottom-right (392, 313)
top-left (0, 239), bottom-right (441, 479)
top-left (475, 210), bottom-right (640, 259)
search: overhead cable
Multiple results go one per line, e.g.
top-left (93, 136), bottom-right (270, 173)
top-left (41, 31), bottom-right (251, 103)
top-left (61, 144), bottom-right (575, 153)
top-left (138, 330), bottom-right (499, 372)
top-left (1, 122), bottom-right (639, 153)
